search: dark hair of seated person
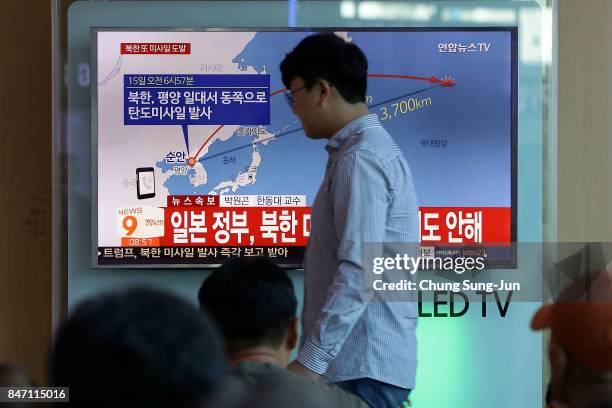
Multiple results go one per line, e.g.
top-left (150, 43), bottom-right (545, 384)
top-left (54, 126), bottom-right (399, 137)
top-left (198, 257), bottom-right (297, 356)
top-left (52, 286), bottom-right (227, 408)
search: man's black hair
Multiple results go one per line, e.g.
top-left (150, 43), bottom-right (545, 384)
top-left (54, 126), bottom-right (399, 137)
top-left (52, 286), bottom-right (227, 408)
top-left (198, 257), bottom-right (297, 354)
top-left (280, 33), bottom-right (368, 103)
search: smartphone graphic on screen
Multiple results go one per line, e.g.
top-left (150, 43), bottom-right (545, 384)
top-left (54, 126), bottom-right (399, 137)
top-left (136, 167), bottom-right (155, 199)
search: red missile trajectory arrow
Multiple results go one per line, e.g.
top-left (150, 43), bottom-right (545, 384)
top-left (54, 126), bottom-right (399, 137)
top-left (271, 74), bottom-right (456, 92)
top-left (190, 74), bottom-right (456, 163)
top-left (368, 73), bottom-right (456, 87)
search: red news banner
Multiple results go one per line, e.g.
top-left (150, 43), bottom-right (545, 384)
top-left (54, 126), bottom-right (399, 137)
top-left (121, 195), bottom-right (311, 248)
top-left (119, 198), bottom-right (510, 248)
top-left (419, 207), bottom-right (511, 245)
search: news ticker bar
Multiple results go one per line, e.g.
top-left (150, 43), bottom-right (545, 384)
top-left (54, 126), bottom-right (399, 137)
top-left (97, 245), bottom-right (515, 267)
top-left (97, 246), bottom-right (306, 265)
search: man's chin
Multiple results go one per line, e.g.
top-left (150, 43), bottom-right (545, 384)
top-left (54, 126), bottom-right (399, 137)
top-left (304, 131), bottom-right (327, 140)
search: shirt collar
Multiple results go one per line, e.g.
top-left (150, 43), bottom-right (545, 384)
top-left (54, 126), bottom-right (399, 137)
top-left (326, 113), bottom-right (380, 151)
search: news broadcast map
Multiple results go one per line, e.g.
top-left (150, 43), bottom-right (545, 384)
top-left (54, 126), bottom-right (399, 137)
top-left (95, 30), bottom-right (515, 266)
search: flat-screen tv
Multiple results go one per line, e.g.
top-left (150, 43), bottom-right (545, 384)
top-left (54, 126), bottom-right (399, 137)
top-left (92, 28), bottom-right (517, 267)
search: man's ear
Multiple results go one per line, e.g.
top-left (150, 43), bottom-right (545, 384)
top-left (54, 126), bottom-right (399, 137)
top-left (317, 80), bottom-right (333, 106)
top-left (286, 316), bottom-right (299, 351)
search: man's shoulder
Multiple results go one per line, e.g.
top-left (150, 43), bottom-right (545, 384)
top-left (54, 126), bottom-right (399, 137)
top-left (230, 362), bottom-right (369, 408)
top-left (342, 126), bottom-right (403, 165)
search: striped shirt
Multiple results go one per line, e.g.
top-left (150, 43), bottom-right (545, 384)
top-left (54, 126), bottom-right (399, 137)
top-left (296, 114), bottom-right (419, 389)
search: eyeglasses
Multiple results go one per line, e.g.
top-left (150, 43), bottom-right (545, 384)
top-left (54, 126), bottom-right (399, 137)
top-left (284, 81), bottom-right (334, 108)
top-left (283, 84), bottom-right (308, 108)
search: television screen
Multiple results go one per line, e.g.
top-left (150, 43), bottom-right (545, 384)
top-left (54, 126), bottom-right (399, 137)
top-left (93, 28), bottom-right (517, 267)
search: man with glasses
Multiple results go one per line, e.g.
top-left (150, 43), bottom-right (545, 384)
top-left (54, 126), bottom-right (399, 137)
top-left (280, 33), bottom-right (419, 408)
